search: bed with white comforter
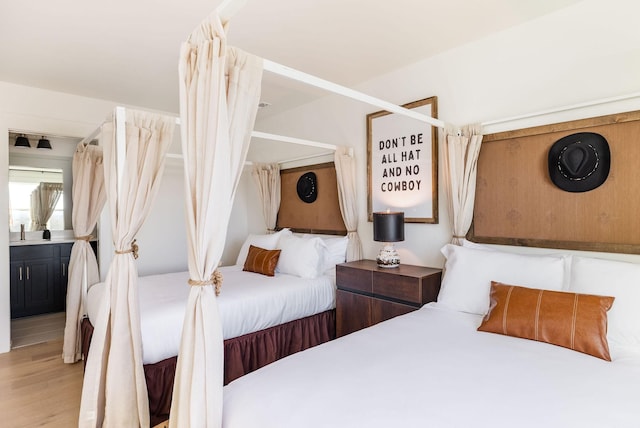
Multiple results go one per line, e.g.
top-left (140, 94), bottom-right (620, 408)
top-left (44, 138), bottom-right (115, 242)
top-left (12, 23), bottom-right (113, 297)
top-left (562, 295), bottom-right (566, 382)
top-left (223, 302), bottom-right (640, 428)
top-left (86, 265), bottom-right (335, 364)
top-left (82, 230), bottom-right (344, 424)
top-left (222, 243), bottom-right (640, 428)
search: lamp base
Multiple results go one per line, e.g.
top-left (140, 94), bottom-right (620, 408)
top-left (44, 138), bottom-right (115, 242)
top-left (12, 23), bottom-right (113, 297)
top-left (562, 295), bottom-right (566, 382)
top-left (376, 243), bottom-right (400, 268)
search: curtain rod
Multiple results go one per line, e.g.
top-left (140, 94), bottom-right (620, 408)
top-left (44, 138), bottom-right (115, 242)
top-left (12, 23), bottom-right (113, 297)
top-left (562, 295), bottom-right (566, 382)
top-left (277, 151), bottom-right (334, 165)
top-left (216, 0), bottom-right (248, 24)
top-left (78, 125), bottom-right (104, 146)
top-left (244, 150), bottom-right (334, 167)
top-left (481, 90), bottom-right (640, 127)
top-left (262, 60), bottom-right (444, 129)
top-left (101, 111), bottom-right (338, 151)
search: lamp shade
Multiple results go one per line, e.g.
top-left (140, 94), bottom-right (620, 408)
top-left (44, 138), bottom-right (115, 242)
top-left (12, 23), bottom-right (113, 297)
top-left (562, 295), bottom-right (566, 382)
top-left (15, 134), bottom-right (31, 148)
top-left (37, 136), bottom-right (52, 149)
top-left (373, 211), bottom-right (404, 242)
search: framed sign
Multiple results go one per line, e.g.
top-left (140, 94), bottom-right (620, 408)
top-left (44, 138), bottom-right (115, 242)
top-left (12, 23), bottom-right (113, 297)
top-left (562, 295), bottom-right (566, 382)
top-left (367, 96), bottom-right (438, 223)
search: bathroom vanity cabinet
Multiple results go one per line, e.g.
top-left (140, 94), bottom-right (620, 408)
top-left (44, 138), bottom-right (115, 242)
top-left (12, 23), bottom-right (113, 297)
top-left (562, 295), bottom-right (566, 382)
top-left (9, 241), bottom-right (96, 318)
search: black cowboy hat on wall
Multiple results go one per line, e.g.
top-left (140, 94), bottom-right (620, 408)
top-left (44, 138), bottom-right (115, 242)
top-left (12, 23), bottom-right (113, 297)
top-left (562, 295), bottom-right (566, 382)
top-left (296, 171), bottom-right (318, 203)
top-left (548, 132), bottom-right (611, 193)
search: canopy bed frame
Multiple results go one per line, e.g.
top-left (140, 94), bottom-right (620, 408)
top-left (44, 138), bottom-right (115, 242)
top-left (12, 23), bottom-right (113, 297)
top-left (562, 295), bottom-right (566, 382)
top-left (72, 0), bottom-right (640, 426)
top-left (74, 47), bottom-right (444, 428)
top-left (73, 4), bottom-right (446, 422)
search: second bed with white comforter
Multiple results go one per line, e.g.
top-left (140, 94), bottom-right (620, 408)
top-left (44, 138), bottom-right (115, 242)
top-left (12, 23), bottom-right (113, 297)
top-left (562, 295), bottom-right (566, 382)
top-left (86, 265), bottom-right (336, 364)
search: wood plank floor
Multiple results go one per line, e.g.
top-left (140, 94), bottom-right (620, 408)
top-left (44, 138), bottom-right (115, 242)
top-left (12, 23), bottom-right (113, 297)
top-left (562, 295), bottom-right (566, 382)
top-left (0, 338), bottom-right (169, 427)
top-left (0, 338), bottom-right (83, 427)
top-left (11, 312), bottom-right (65, 349)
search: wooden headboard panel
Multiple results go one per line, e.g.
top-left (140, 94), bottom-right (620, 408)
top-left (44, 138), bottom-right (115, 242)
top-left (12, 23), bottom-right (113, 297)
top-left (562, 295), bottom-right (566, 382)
top-left (469, 110), bottom-right (640, 254)
top-left (277, 162), bottom-right (347, 235)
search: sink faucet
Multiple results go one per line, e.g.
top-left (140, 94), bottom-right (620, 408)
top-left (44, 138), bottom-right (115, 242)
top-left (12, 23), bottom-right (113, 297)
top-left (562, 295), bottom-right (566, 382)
top-left (20, 224), bottom-right (25, 240)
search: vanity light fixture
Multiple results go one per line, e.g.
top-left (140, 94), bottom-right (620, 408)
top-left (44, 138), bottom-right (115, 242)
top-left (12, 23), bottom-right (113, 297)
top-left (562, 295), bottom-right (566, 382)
top-left (37, 136), bottom-right (52, 149)
top-left (15, 134), bottom-right (31, 148)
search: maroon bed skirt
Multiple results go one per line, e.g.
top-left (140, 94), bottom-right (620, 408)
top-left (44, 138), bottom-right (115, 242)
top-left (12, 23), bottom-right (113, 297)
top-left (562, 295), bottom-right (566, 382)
top-left (81, 309), bottom-right (335, 425)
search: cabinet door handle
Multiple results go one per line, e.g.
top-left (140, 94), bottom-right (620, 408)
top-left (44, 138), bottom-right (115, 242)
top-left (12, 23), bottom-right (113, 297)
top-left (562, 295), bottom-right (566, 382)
top-left (26, 266), bottom-right (30, 280)
top-left (62, 263), bottom-right (66, 277)
top-left (19, 266), bottom-right (23, 281)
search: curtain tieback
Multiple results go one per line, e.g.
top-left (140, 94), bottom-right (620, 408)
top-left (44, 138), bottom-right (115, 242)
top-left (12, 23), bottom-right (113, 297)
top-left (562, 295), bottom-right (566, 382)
top-left (452, 235), bottom-right (466, 239)
top-left (74, 235), bottom-right (92, 241)
top-left (115, 239), bottom-right (139, 260)
top-left (347, 230), bottom-right (357, 233)
top-left (188, 269), bottom-right (223, 296)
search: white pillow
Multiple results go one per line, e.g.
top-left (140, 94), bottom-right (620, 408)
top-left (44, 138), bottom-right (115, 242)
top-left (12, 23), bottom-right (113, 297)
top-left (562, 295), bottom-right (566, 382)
top-left (302, 234), bottom-right (348, 271)
top-left (235, 229), bottom-right (291, 266)
top-left (277, 234), bottom-right (327, 279)
top-left (569, 256), bottom-right (640, 356)
top-left (437, 244), bottom-right (567, 315)
top-left (459, 241), bottom-right (573, 290)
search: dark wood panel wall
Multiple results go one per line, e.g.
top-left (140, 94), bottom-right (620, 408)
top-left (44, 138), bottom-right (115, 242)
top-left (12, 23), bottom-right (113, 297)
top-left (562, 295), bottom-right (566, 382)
top-left (470, 110), bottom-right (640, 254)
top-left (277, 162), bottom-right (347, 235)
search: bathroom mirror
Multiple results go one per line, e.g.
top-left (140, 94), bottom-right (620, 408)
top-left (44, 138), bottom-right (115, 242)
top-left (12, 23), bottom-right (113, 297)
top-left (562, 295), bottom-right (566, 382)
top-left (8, 166), bottom-right (65, 232)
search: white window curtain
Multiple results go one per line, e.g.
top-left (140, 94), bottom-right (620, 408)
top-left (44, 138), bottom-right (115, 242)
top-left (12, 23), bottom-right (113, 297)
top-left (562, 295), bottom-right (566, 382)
top-left (442, 125), bottom-right (483, 245)
top-left (251, 163), bottom-right (280, 233)
top-left (62, 143), bottom-right (106, 363)
top-left (334, 146), bottom-right (362, 261)
top-left (79, 110), bottom-right (174, 427)
top-left (30, 182), bottom-right (63, 230)
top-left (29, 188), bottom-right (39, 230)
top-left (169, 11), bottom-right (263, 428)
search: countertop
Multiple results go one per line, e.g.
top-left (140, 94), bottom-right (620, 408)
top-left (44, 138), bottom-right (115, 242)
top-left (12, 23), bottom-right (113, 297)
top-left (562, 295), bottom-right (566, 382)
top-left (10, 238), bottom-right (78, 247)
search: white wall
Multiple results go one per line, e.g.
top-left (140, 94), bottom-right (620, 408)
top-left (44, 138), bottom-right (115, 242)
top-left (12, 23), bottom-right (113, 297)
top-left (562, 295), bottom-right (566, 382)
top-left (253, 0), bottom-right (640, 267)
top-left (97, 159), bottom-right (189, 279)
top-left (222, 168), bottom-right (262, 267)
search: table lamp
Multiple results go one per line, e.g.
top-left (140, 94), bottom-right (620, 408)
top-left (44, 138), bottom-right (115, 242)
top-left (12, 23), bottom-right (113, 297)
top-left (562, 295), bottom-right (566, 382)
top-left (373, 211), bottom-right (404, 268)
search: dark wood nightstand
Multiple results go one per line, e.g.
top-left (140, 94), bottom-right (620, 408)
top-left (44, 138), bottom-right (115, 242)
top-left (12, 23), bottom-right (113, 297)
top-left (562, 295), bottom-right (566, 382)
top-left (336, 260), bottom-right (442, 337)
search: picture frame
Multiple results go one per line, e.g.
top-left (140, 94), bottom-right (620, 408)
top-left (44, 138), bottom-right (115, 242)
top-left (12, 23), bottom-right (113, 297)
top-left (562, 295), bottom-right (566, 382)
top-left (367, 96), bottom-right (438, 223)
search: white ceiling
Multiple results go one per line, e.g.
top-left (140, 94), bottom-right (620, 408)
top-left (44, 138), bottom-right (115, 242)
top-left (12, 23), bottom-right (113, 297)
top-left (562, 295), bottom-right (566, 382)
top-left (1, 0), bottom-right (583, 121)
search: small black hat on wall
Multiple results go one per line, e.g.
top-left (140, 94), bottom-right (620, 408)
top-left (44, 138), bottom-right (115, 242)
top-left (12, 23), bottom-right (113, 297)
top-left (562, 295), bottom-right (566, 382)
top-left (548, 132), bottom-right (611, 193)
top-left (296, 172), bottom-right (318, 203)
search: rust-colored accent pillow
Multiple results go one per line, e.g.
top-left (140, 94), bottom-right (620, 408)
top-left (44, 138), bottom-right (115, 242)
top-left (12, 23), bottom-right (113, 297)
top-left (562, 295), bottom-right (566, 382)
top-left (478, 281), bottom-right (615, 361)
top-left (243, 245), bottom-right (281, 277)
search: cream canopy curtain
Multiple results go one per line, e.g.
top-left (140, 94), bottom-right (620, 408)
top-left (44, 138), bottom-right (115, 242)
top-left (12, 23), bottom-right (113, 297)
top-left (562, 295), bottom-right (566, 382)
top-left (79, 110), bottom-right (174, 427)
top-left (251, 163), bottom-right (280, 233)
top-left (334, 146), bottom-right (362, 261)
top-left (62, 144), bottom-right (106, 363)
top-left (30, 182), bottom-right (63, 230)
top-left (170, 12), bottom-right (262, 427)
top-left (442, 125), bottom-right (483, 245)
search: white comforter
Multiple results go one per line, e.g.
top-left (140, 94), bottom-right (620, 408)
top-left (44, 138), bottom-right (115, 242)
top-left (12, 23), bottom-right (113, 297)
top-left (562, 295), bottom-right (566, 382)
top-left (223, 303), bottom-right (640, 428)
top-left (86, 265), bottom-right (335, 364)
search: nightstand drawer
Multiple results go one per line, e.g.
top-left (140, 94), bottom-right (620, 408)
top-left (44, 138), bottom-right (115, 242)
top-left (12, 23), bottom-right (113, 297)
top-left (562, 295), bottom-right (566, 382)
top-left (373, 272), bottom-right (421, 305)
top-left (336, 264), bottom-right (372, 293)
top-left (371, 296), bottom-right (415, 322)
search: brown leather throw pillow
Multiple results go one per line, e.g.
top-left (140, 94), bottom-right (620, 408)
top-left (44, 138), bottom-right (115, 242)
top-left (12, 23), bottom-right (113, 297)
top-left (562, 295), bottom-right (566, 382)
top-left (243, 245), bottom-right (281, 277)
top-left (478, 281), bottom-right (614, 361)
